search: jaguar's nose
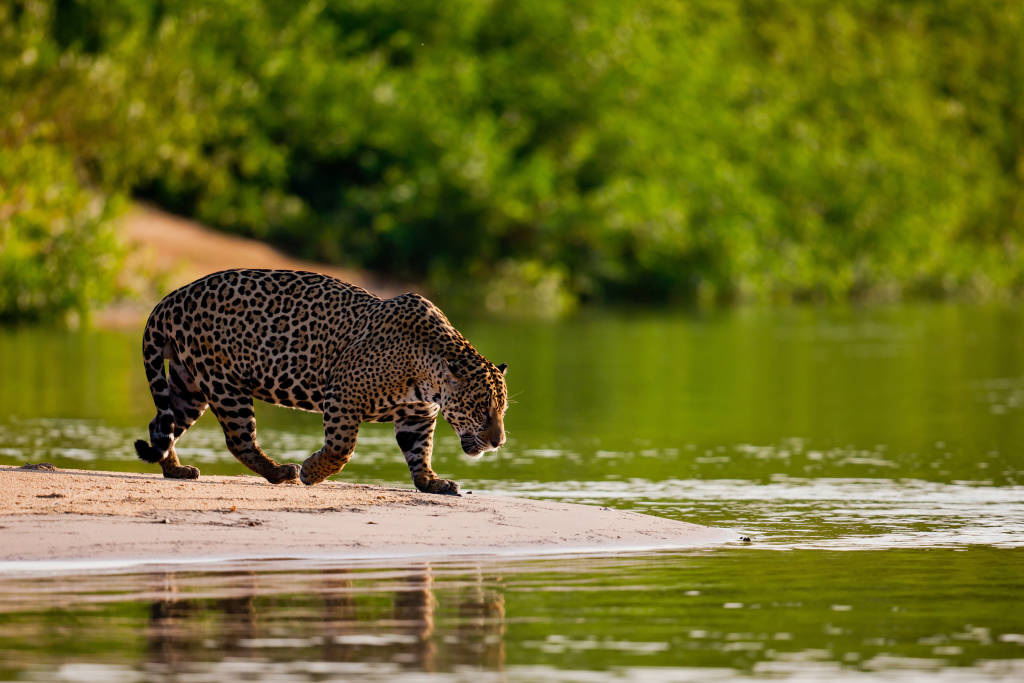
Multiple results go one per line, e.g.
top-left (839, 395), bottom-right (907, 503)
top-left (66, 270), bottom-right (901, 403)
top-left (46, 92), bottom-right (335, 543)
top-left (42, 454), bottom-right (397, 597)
top-left (484, 415), bottom-right (505, 450)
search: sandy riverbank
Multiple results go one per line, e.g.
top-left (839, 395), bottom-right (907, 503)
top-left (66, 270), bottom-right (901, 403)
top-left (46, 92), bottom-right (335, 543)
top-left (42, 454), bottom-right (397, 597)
top-left (0, 465), bottom-right (737, 569)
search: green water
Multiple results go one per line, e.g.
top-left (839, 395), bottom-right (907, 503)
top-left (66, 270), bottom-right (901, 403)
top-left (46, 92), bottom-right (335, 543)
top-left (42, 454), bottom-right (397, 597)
top-left (1, 304), bottom-right (1022, 680)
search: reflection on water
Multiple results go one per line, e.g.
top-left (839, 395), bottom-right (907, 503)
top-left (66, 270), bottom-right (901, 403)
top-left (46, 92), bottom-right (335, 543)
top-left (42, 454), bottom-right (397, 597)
top-left (140, 566), bottom-right (504, 676)
top-left (0, 561), bottom-right (506, 680)
top-left (2, 304), bottom-right (1023, 679)
top-left (0, 551), bottom-right (1022, 681)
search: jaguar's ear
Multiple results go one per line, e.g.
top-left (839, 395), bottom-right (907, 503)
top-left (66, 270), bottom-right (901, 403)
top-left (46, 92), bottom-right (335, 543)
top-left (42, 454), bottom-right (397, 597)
top-left (497, 362), bottom-right (508, 375)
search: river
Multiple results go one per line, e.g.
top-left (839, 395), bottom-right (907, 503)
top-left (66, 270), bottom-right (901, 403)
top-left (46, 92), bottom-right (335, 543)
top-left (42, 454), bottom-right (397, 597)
top-left (0, 303), bottom-right (1021, 680)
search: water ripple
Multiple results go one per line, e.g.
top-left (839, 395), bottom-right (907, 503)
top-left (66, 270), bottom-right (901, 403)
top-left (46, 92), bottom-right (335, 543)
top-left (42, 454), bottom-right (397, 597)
top-left (482, 477), bottom-right (1024, 550)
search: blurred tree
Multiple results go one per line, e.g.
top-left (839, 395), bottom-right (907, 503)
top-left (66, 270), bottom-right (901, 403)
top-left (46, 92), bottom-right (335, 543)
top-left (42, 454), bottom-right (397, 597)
top-left (1, 0), bottom-right (1022, 320)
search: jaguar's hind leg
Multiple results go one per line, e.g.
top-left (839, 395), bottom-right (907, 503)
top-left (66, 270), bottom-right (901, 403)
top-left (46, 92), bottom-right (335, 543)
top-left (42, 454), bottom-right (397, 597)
top-left (137, 409), bottom-right (199, 478)
top-left (160, 360), bottom-right (209, 479)
top-left (136, 358), bottom-right (209, 479)
top-left (157, 448), bottom-right (199, 479)
top-left (209, 390), bottom-right (299, 484)
top-left (299, 399), bottom-right (359, 485)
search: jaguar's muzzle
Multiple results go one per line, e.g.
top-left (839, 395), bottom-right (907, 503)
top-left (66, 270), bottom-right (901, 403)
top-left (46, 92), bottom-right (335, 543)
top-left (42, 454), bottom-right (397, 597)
top-left (460, 433), bottom-right (504, 459)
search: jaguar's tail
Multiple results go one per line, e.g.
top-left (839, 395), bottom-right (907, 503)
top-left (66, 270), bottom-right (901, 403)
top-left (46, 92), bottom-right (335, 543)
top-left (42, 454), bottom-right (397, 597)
top-left (137, 311), bottom-right (174, 463)
top-left (134, 439), bottom-right (163, 463)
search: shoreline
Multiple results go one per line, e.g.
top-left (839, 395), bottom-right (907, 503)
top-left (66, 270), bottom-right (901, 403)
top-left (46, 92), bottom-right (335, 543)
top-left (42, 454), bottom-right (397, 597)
top-left (0, 466), bottom-right (737, 571)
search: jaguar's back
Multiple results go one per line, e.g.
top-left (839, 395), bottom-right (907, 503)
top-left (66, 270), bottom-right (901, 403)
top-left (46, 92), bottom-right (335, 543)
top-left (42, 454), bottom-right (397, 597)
top-left (147, 269), bottom-right (378, 412)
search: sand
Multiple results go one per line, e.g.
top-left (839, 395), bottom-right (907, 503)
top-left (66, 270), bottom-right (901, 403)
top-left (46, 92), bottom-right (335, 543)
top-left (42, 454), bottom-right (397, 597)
top-left (0, 465), bottom-right (736, 570)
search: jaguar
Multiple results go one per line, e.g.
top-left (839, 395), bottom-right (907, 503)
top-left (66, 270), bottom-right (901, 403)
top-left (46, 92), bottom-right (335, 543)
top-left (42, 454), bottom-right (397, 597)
top-left (133, 269), bottom-right (507, 495)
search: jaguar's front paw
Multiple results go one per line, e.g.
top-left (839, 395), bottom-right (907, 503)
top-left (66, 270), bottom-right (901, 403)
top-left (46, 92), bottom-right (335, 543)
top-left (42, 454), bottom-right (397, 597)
top-left (417, 478), bottom-right (461, 496)
top-left (266, 463), bottom-right (301, 484)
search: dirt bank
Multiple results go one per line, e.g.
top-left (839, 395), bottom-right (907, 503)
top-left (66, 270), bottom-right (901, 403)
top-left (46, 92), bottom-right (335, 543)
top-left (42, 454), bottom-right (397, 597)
top-left (99, 203), bottom-right (410, 328)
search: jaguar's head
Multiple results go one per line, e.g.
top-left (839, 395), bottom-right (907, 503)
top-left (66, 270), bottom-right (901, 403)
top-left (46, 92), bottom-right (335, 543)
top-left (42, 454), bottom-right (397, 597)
top-left (439, 357), bottom-right (508, 458)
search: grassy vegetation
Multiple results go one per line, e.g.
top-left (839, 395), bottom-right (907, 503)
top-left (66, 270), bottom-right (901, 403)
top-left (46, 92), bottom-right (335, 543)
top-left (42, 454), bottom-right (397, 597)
top-left (1, 0), bottom-right (1022, 320)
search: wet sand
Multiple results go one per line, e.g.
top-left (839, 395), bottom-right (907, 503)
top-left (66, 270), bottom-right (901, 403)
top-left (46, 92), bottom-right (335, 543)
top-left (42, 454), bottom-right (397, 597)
top-left (0, 465), bottom-right (735, 569)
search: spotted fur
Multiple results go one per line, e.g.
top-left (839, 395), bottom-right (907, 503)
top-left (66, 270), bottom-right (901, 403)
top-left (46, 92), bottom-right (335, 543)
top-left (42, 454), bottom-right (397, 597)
top-left (134, 269), bottom-right (508, 495)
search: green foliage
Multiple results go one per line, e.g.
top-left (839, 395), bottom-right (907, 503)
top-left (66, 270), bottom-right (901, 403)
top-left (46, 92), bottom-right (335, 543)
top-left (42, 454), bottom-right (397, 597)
top-left (0, 1), bottom-right (127, 322)
top-left (2, 0), bottom-right (1023, 317)
top-left (0, 141), bottom-right (123, 323)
